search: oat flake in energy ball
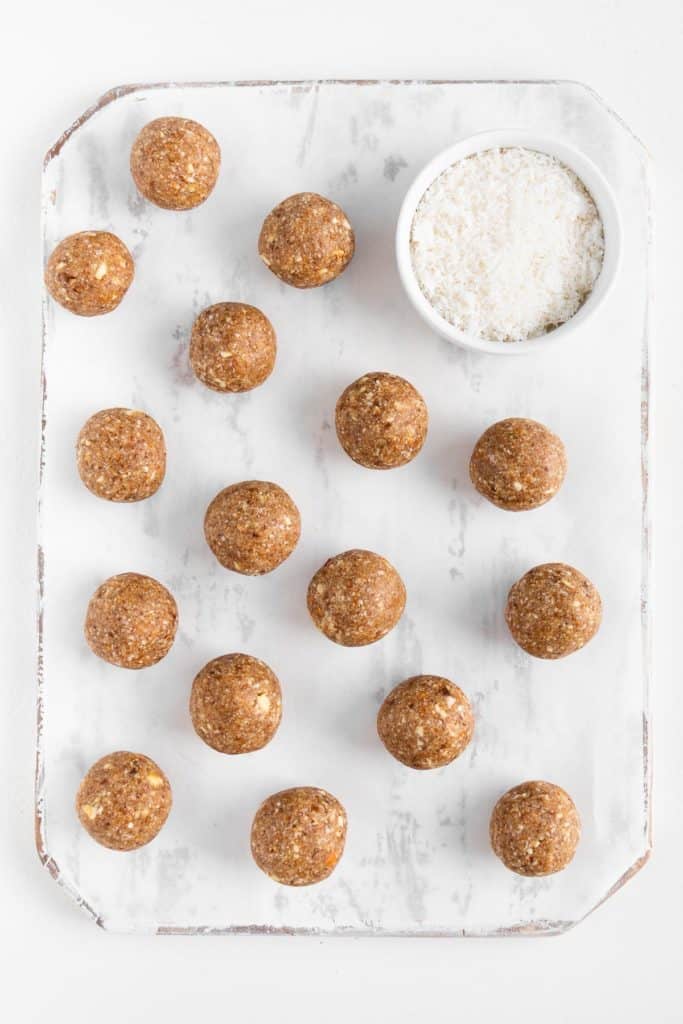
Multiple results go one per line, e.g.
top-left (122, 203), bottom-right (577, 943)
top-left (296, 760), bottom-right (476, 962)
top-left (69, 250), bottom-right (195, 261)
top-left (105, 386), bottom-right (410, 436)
top-left (410, 147), bottom-right (605, 343)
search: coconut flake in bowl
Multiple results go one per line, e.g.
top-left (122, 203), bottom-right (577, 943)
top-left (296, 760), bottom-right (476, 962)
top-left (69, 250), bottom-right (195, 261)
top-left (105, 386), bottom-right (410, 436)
top-left (396, 132), bottom-right (620, 355)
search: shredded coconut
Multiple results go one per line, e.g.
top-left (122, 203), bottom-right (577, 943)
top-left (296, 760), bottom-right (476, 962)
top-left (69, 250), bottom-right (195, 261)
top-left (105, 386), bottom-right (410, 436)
top-left (410, 147), bottom-right (605, 343)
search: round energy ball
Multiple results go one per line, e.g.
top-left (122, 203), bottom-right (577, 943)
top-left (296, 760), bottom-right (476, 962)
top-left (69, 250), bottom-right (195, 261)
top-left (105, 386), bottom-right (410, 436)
top-left (258, 192), bottom-right (355, 288)
top-left (84, 572), bottom-right (178, 669)
top-left (76, 751), bottom-right (172, 851)
top-left (45, 231), bottom-right (134, 316)
top-left (489, 780), bottom-right (581, 876)
top-left (505, 562), bottom-right (602, 659)
top-left (190, 653), bottom-right (282, 754)
top-left (130, 116), bottom-right (221, 210)
top-left (307, 549), bottom-right (406, 647)
top-left (377, 675), bottom-right (474, 769)
top-left (76, 408), bottom-right (166, 502)
top-left (204, 481), bottom-right (300, 575)
top-left (190, 302), bottom-right (276, 393)
top-left (250, 787), bottom-right (347, 886)
top-left (335, 372), bottom-right (429, 470)
top-left (469, 418), bottom-right (567, 511)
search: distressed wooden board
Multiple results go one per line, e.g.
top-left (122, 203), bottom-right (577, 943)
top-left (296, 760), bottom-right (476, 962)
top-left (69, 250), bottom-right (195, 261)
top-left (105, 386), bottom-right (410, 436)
top-left (37, 80), bottom-right (652, 935)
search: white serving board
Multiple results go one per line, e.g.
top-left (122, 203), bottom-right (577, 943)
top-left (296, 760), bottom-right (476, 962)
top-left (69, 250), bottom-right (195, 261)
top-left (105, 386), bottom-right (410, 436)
top-left (37, 80), bottom-right (652, 936)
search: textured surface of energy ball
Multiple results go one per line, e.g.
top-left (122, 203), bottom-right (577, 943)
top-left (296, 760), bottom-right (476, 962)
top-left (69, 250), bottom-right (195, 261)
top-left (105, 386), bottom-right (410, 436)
top-left (190, 653), bottom-right (282, 754)
top-left (204, 480), bottom-right (301, 575)
top-left (45, 231), bottom-right (134, 316)
top-left (130, 117), bottom-right (221, 210)
top-left (76, 408), bottom-right (166, 501)
top-left (489, 780), bottom-right (581, 876)
top-left (258, 192), bottom-right (355, 288)
top-left (469, 417), bottom-right (567, 511)
top-left (505, 562), bottom-right (602, 659)
top-left (307, 548), bottom-right (406, 647)
top-left (251, 787), bottom-right (347, 885)
top-left (190, 302), bottom-right (276, 393)
top-left (85, 572), bottom-right (178, 669)
top-left (377, 675), bottom-right (474, 769)
top-left (335, 372), bottom-right (429, 470)
top-left (76, 751), bottom-right (172, 851)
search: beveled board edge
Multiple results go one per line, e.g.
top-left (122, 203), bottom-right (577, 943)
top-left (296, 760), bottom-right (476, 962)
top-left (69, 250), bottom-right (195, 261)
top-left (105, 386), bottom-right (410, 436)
top-left (35, 79), bottom-right (653, 936)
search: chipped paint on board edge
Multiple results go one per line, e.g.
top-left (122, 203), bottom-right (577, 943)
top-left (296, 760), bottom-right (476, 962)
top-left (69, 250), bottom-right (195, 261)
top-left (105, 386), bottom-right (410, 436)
top-left (36, 79), bottom-right (654, 936)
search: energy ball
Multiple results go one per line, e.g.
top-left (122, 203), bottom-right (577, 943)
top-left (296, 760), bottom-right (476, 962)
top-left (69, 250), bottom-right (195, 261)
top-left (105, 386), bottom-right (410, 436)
top-left (130, 116), bottom-right (221, 210)
top-left (469, 418), bottom-right (567, 511)
top-left (190, 653), bottom-right (282, 754)
top-left (258, 192), bottom-right (354, 288)
top-left (377, 675), bottom-right (474, 770)
top-left (335, 372), bottom-right (429, 470)
top-left (251, 787), bottom-right (347, 886)
top-left (505, 562), bottom-right (602, 659)
top-left (76, 751), bottom-right (172, 851)
top-left (307, 549), bottom-right (406, 647)
top-left (204, 480), bottom-right (301, 575)
top-left (489, 780), bottom-right (581, 876)
top-left (190, 302), bottom-right (276, 393)
top-left (85, 572), bottom-right (178, 669)
top-left (45, 231), bottom-right (134, 316)
top-left (76, 408), bottom-right (166, 502)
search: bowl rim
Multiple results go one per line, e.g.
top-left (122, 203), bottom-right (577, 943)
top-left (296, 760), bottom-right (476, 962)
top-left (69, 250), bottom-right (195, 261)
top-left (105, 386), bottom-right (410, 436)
top-left (395, 129), bottom-right (622, 356)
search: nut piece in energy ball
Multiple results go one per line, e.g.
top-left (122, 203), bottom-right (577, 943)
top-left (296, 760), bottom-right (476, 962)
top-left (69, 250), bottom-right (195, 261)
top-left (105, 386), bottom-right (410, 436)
top-left (335, 372), bottom-right (429, 470)
top-left (469, 418), bottom-right (567, 511)
top-left (204, 480), bottom-right (301, 575)
top-left (190, 302), bottom-right (276, 393)
top-left (76, 751), bottom-right (172, 851)
top-left (377, 675), bottom-right (474, 770)
top-left (45, 231), bottom-right (134, 316)
top-left (85, 572), bottom-right (178, 669)
top-left (505, 562), bottom-right (602, 659)
top-left (251, 787), bottom-right (347, 885)
top-left (489, 780), bottom-right (581, 876)
top-left (258, 192), bottom-right (355, 288)
top-left (307, 548), bottom-right (406, 647)
top-left (130, 117), bottom-right (221, 210)
top-left (76, 408), bottom-right (166, 502)
top-left (190, 653), bottom-right (282, 754)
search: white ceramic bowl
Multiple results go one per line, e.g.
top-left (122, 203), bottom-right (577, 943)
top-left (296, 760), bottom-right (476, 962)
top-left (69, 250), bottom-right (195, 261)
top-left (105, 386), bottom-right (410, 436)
top-left (395, 130), bottom-right (621, 355)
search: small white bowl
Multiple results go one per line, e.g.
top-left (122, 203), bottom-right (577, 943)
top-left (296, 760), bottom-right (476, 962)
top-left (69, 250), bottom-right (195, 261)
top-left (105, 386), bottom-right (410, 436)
top-left (395, 130), bottom-right (621, 355)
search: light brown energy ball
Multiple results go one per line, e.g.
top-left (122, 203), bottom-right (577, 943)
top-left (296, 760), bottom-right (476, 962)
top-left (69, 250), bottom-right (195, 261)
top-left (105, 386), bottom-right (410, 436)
top-left (489, 780), bottom-right (581, 876)
top-left (204, 480), bottom-right (301, 575)
top-left (76, 408), bottom-right (166, 502)
top-left (335, 372), bottom-right (429, 470)
top-left (190, 653), bottom-right (282, 754)
top-left (76, 751), bottom-right (172, 851)
top-left (469, 418), bottom-right (567, 511)
top-left (190, 302), bottom-right (276, 393)
top-left (377, 675), bottom-right (474, 770)
top-left (45, 231), bottom-right (134, 316)
top-left (505, 562), bottom-right (602, 659)
top-left (130, 117), bottom-right (221, 210)
top-left (85, 573), bottom-right (178, 669)
top-left (251, 787), bottom-right (347, 886)
top-left (258, 192), bottom-right (355, 288)
top-left (307, 549), bottom-right (406, 647)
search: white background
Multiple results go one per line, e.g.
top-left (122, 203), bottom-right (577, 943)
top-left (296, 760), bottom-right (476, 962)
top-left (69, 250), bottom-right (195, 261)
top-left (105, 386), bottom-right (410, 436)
top-left (2, 1), bottom-right (680, 1020)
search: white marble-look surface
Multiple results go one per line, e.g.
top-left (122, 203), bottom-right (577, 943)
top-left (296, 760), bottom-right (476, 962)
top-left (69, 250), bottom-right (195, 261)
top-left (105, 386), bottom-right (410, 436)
top-left (38, 81), bottom-right (651, 935)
